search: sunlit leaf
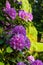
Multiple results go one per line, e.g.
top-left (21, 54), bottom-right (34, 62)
top-left (6, 46), bottom-right (13, 53)
top-left (18, 0), bottom-right (32, 12)
top-left (0, 62), bottom-right (4, 65)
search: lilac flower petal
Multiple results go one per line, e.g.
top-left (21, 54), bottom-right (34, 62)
top-left (31, 60), bottom-right (43, 65)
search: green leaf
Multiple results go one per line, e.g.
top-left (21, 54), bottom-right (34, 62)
top-left (0, 62), bottom-right (4, 65)
top-left (26, 23), bottom-right (43, 52)
top-left (35, 42), bottom-right (43, 52)
top-left (26, 22), bottom-right (38, 41)
top-left (17, 57), bottom-right (22, 62)
top-left (30, 42), bottom-right (43, 52)
top-left (0, 39), bottom-right (4, 44)
top-left (18, 0), bottom-right (32, 12)
top-left (0, 27), bottom-right (3, 35)
top-left (19, 51), bottom-right (23, 56)
top-left (6, 46), bottom-right (13, 53)
top-left (9, 58), bottom-right (16, 63)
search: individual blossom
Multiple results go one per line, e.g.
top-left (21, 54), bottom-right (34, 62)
top-left (12, 25), bottom-right (26, 36)
top-left (27, 55), bottom-right (35, 63)
top-left (18, 10), bottom-right (33, 21)
top-left (17, 62), bottom-right (26, 65)
top-left (3, 0), bottom-right (16, 20)
top-left (31, 60), bottom-right (43, 65)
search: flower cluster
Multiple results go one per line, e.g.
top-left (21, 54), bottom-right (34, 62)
top-left (18, 10), bottom-right (33, 21)
top-left (3, 1), bottom-right (33, 21)
top-left (3, 1), bottom-right (16, 20)
top-left (10, 25), bottom-right (30, 51)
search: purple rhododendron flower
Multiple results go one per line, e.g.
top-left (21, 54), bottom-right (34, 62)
top-left (31, 60), bottom-right (43, 65)
top-left (27, 55), bottom-right (35, 63)
top-left (3, 1), bottom-right (16, 20)
top-left (12, 25), bottom-right (26, 36)
top-left (18, 10), bottom-right (33, 21)
top-left (10, 34), bottom-right (30, 51)
top-left (6, 8), bottom-right (16, 20)
top-left (17, 62), bottom-right (26, 65)
top-left (10, 34), bottom-right (25, 51)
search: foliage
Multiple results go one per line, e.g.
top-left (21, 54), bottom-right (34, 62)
top-left (30, 0), bottom-right (43, 33)
top-left (0, 0), bottom-right (43, 65)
